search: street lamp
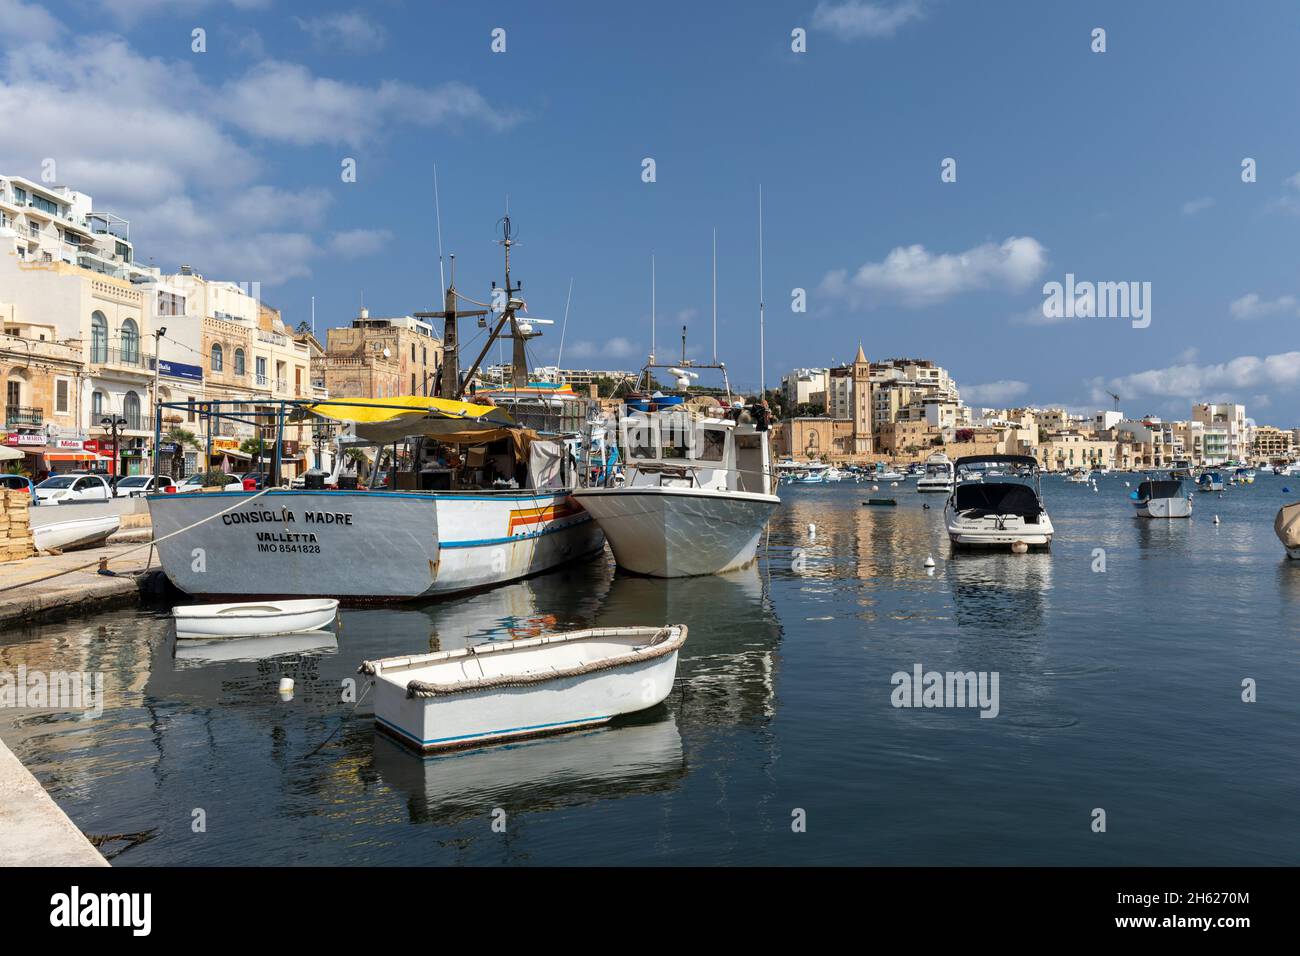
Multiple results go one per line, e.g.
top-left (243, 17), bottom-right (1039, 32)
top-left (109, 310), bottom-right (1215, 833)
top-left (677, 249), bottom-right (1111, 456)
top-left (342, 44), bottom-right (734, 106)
top-left (152, 326), bottom-right (167, 479)
top-left (100, 414), bottom-right (127, 478)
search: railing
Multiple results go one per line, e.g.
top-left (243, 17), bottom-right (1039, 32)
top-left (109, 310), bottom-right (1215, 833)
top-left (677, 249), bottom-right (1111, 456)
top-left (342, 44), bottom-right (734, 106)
top-left (88, 346), bottom-right (151, 368)
top-left (4, 405), bottom-right (43, 427)
top-left (255, 373), bottom-right (269, 387)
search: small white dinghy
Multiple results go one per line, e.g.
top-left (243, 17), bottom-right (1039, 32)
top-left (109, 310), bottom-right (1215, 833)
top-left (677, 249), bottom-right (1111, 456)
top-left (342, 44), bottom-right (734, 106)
top-left (173, 598), bottom-right (339, 639)
top-left (361, 625), bottom-right (688, 753)
top-left (32, 514), bottom-right (120, 553)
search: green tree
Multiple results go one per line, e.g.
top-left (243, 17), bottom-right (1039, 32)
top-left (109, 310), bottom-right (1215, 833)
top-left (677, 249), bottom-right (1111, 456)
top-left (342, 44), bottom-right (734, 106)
top-left (163, 427), bottom-right (199, 479)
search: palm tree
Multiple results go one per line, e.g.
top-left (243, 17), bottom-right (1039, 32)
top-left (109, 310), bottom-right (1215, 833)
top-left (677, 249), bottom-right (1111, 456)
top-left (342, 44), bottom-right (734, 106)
top-left (163, 427), bottom-right (199, 479)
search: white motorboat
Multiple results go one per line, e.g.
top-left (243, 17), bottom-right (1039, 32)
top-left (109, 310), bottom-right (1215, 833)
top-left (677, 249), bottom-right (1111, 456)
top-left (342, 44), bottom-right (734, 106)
top-left (944, 454), bottom-right (1054, 550)
top-left (874, 463), bottom-right (905, 481)
top-left (572, 395), bottom-right (780, 577)
top-left (31, 513), bottom-right (120, 553)
top-left (1064, 468), bottom-right (1092, 483)
top-left (915, 453), bottom-right (955, 493)
top-left (1197, 471), bottom-right (1224, 493)
top-left (1275, 502), bottom-right (1300, 559)
top-left (1131, 478), bottom-right (1192, 518)
top-left (173, 598), bottom-right (339, 638)
top-left (785, 462), bottom-right (829, 484)
top-left (361, 624), bottom-right (688, 753)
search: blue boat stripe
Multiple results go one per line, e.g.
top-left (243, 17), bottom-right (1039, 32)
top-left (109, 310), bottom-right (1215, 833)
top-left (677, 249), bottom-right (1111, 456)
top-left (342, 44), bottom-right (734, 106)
top-left (441, 514), bottom-right (592, 548)
top-left (376, 713), bottom-right (610, 746)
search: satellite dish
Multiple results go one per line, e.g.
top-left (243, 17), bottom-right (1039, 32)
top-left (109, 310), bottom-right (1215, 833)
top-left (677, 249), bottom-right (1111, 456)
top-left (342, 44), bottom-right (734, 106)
top-left (382, 347), bottom-right (391, 359)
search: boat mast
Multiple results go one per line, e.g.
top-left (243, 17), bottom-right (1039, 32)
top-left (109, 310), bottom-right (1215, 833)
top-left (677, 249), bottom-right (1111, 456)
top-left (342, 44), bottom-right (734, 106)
top-left (456, 214), bottom-right (523, 397)
top-left (757, 185), bottom-right (766, 400)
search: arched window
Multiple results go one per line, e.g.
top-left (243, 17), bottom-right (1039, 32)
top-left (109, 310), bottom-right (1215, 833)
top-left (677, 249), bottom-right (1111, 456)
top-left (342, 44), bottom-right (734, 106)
top-left (123, 391), bottom-right (141, 430)
top-left (90, 311), bottom-right (108, 363)
top-left (91, 391), bottom-right (104, 419)
top-left (211, 343), bottom-right (224, 372)
top-left (234, 348), bottom-right (245, 376)
top-left (120, 318), bottom-right (139, 364)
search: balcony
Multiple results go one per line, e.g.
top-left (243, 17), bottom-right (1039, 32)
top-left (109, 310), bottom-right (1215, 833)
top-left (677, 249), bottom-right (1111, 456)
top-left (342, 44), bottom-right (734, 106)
top-left (4, 405), bottom-right (43, 427)
top-left (88, 346), bottom-right (152, 370)
top-left (255, 373), bottom-right (269, 387)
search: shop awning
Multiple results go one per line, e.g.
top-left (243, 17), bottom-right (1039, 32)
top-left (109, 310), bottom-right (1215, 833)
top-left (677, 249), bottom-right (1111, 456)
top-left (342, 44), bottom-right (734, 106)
top-left (46, 452), bottom-right (99, 462)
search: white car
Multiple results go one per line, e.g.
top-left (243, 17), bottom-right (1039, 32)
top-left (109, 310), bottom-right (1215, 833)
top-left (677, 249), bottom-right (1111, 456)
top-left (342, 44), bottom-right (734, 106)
top-left (34, 473), bottom-right (111, 504)
top-left (175, 473), bottom-right (244, 493)
top-left (113, 475), bottom-right (178, 498)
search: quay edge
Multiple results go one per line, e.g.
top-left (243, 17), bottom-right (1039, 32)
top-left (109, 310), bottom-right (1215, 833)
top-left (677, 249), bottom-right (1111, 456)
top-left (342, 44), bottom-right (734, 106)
top-left (0, 736), bottom-right (108, 867)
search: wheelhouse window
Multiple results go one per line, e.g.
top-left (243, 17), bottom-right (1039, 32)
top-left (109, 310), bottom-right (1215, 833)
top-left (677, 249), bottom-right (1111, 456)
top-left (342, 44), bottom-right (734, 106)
top-left (659, 412), bottom-right (692, 460)
top-left (696, 426), bottom-right (726, 462)
top-left (625, 419), bottom-right (656, 459)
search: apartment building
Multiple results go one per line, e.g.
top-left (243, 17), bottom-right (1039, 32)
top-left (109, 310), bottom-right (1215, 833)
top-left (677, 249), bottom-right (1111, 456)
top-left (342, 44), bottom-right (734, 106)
top-left (780, 367), bottom-right (829, 408)
top-left (323, 309), bottom-right (442, 399)
top-left (1253, 425), bottom-right (1293, 461)
top-left (1192, 403), bottom-right (1249, 462)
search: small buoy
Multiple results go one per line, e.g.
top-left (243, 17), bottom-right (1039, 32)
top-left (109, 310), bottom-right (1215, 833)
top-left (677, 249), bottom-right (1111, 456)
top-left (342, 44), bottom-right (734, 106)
top-left (1213, 515), bottom-right (1220, 524)
top-left (922, 502), bottom-right (930, 510)
top-left (1011, 541), bottom-right (1029, 554)
top-left (923, 554), bottom-right (936, 568)
top-left (808, 523), bottom-right (816, 537)
top-left (891, 481), bottom-right (899, 487)
top-left (872, 484), bottom-right (879, 491)
top-left (1124, 481), bottom-right (1130, 488)
top-left (1284, 487), bottom-right (1292, 494)
top-left (279, 677), bottom-right (294, 700)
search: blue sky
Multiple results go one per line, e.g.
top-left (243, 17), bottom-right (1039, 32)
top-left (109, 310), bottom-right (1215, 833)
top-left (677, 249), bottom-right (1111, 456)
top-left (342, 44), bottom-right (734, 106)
top-left (4, 0), bottom-right (1300, 424)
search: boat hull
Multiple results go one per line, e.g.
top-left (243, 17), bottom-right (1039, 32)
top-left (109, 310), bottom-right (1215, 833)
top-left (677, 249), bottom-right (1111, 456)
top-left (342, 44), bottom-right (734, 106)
top-left (1133, 497), bottom-right (1193, 518)
top-left (944, 510), bottom-right (1054, 549)
top-left (147, 489), bottom-right (604, 600)
top-left (572, 486), bottom-right (779, 577)
top-left (173, 599), bottom-right (339, 638)
top-left (32, 514), bottom-right (120, 552)
top-left (367, 626), bottom-right (685, 753)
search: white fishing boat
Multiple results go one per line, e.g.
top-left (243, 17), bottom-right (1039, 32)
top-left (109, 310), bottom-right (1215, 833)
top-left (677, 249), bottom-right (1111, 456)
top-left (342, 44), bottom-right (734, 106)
top-left (944, 454), bottom-right (1054, 550)
top-left (573, 396), bottom-right (779, 577)
top-left (361, 624), bottom-right (688, 752)
top-left (874, 463), bottom-right (905, 481)
top-left (31, 513), bottom-right (120, 553)
top-left (148, 229), bottom-right (603, 601)
top-left (1275, 502), bottom-right (1300, 559)
top-left (915, 453), bottom-right (955, 493)
top-left (173, 598), bottom-right (339, 638)
top-left (1131, 478), bottom-right (1192, 518)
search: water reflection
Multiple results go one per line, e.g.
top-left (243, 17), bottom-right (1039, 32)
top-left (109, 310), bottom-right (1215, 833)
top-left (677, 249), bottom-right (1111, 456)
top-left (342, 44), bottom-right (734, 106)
top-left (945, 552), bottom-right (1053, 632)
top-left (371, 714), bottom-right (685, 825)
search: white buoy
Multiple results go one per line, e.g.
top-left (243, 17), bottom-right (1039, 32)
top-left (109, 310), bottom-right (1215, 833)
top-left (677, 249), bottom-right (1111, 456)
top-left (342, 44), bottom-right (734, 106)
top-left (923, 554), bottom-right (936, 568)
top-left (872, 484), bottom-right (879, 491)
top-left (1011, 540), bottom-right (1029, 554)
top-left (1124, 481), bottom-right (1130, 488)
top-left (1213, 515), bottom-right (1220, 524)
top-left (279, 677), bottom-right (294, 701)
top-left (808, 523), bottom-right (816, 537)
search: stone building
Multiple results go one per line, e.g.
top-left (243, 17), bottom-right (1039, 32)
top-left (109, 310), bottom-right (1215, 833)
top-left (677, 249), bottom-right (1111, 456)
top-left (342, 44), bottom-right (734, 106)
top-left (323, 309), bottom-right (442, 399)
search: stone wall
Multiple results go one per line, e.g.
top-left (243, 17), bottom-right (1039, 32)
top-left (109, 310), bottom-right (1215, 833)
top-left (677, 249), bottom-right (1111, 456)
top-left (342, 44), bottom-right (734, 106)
top-left (0, 490), bottom-right (35, 563)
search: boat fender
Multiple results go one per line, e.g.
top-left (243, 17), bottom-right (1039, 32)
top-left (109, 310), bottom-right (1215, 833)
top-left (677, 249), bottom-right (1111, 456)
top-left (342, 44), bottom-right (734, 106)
top-left (1011, 541), bottom-right (1029, 554)
top-left (923, 555), bottom-right (935, 568)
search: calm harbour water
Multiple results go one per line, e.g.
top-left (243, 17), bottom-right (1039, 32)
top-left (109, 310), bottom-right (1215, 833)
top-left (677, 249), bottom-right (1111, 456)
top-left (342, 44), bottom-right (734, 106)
top-left (2, 474), bottom-right (1297, 865)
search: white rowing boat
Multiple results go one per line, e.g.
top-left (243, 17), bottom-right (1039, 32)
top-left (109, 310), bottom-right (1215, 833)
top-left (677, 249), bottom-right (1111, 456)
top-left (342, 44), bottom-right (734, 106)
top-left (32, 514), bottom-right (120, 553)
top-left (173, 598), bottom-right (339, 638)
top-left (361, 624), bottom-right (687, 753)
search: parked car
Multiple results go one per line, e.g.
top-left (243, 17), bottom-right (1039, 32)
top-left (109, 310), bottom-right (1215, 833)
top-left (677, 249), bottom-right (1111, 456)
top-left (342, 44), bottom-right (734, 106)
top-left (0, 474), bottom-right (35, 497)
top-left (113, 475), bottom-right (178, 498)
top-left (33, 473), bottom-right (112, 504)
top-left (175, 473), bottom-right (244, 493)
top-left (239, 471), bottom-right (273, 490)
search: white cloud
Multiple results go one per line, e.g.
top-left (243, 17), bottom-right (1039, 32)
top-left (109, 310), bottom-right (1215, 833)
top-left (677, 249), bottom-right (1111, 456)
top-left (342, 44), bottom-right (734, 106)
top-left (811, 0), bottom-right (925, 39)
top-left (328, 229), bottom-right (392, 258)
top-left (1229, 292), bottom-right (1300, 321)
top-left (296, 13), bottom-right (387, 53)
top-left (217, 62), bottom-right (518, 148)
top-left (821, 236), bottom-right (1048, 308)
top-left (0, 29), bottom-right (517, 286)
top-left (568, 337), bottom-right (640, 361)
top-left (1087, 352), bottom-right (1300, 404)
top-left (961, 380), bottom-right (1029, 405)
top-left (0, 0), bottom-right (62, 42)
top-left (1181, 196), bottom-right (1214, 216)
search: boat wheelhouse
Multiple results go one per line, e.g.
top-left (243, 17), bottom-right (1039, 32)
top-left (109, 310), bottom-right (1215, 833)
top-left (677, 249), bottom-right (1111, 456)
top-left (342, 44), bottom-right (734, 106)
top-left (915, 453), bottom-right (955, 493)
top-left (944, 454), bottom-right (1053, 550)
top-left (572, 396), bottom-right (779, 577)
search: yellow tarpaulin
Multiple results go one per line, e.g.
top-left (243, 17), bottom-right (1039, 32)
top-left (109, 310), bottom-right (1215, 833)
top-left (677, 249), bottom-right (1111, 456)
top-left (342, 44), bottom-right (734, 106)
top-left (304, 395), bottom-right (523, 446)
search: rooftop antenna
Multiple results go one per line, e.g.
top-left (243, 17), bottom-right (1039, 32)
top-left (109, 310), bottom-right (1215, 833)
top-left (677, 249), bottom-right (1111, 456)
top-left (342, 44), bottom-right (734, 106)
top-left (757, 184), bottom-right (766, 398)
top-left (649, 254), bottom-right (656, 366)
top-left (712, 227), bottom-right (718, 363)
top-left (557, 277), bottom-right (573, 368)
top-left (434, 164), bottom-right (446, 294)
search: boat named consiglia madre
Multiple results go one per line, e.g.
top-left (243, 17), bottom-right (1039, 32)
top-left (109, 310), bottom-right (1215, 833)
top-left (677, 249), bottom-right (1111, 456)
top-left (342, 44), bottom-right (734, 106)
top-left (148, 220), bottom-right (603, 600)
top-left (1131, 477), bottom-right (1192, 518)
top-left (944, 454), bottom-right (1054, 550)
